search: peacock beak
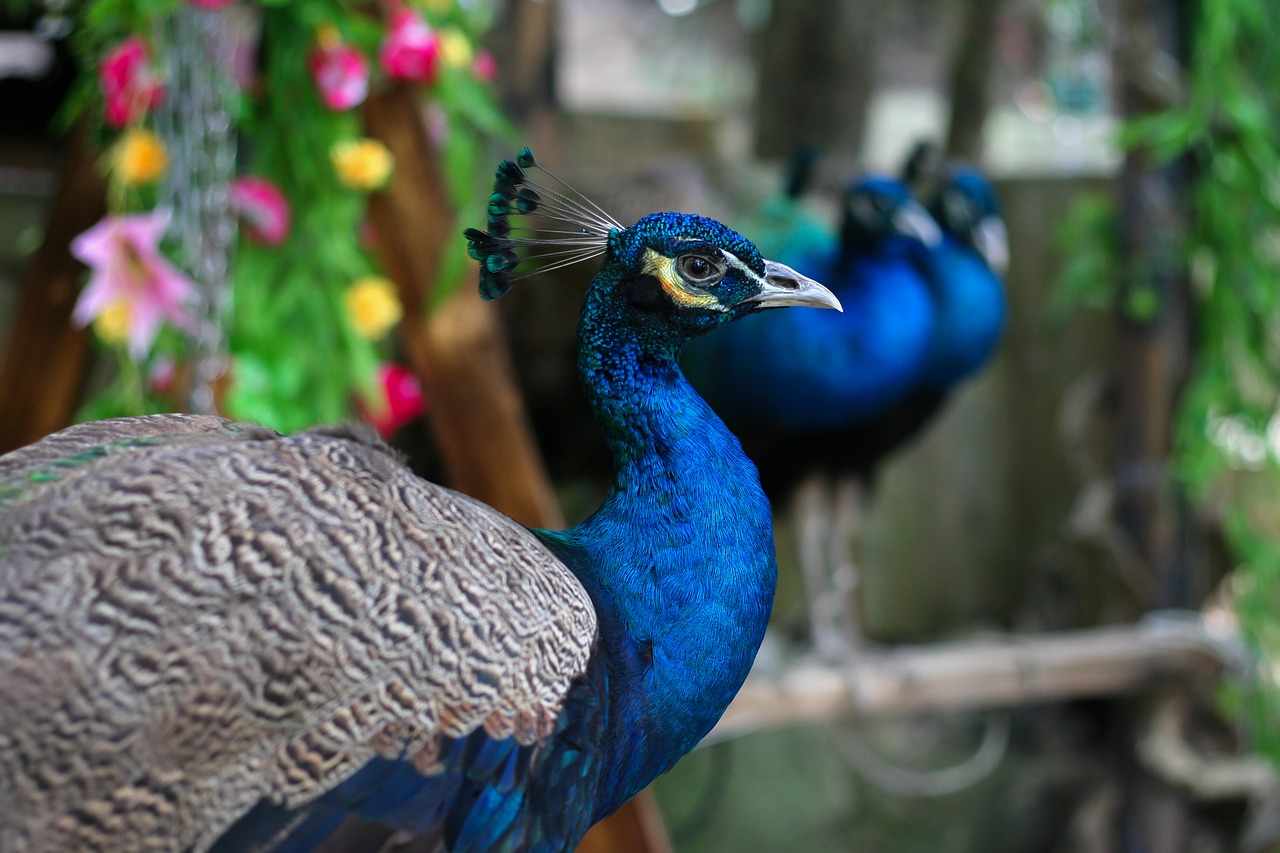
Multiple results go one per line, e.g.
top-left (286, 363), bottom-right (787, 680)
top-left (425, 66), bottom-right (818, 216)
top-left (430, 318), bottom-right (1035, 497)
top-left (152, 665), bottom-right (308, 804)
top-left (891, 199), bottom-right (943, 247)
top-left (975, 215), bottom-right (1009, 275)
top-left (746, 260), bottom-right (843, 312)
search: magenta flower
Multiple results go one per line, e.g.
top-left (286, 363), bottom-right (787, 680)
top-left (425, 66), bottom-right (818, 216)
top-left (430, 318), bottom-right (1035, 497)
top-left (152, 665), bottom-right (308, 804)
top-left (100, 37), bottom-right (165, 128)
top-left (230, 177), bottom-right (291, 245)
top-left (70, 210), bottom-right (199, 358)
top-left (472, 49), bottom-right (497, 83)
top-left (310, 32), bottom-right (369, 111)
top-left (361, 363), bottom-right (426, 438)
top-left (379, 9), bottom-right (441, 84)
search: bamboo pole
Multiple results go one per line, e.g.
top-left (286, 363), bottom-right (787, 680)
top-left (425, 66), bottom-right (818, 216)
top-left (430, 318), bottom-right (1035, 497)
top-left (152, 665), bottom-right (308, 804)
top-left (710, 616), bottom-right (1234, 742)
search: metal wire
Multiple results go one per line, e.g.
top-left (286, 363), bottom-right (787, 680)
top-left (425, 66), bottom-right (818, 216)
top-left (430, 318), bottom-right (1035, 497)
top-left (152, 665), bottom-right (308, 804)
top-left (155, 7), bottom-right (238, 413)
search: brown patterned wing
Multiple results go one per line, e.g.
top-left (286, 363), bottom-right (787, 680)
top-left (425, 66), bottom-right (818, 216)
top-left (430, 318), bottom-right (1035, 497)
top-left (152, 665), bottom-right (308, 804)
top-left (0, 420), bottom-right (596, 852)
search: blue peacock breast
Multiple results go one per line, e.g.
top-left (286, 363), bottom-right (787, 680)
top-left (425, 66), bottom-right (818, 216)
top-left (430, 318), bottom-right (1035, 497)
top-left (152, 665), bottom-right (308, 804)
top-left (919, 237), bottom-right (1006, 390)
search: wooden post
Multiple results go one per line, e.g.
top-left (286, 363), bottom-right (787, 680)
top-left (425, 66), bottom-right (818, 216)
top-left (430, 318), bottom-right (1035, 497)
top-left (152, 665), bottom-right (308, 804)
top-left (942, 0), bottom-right (1006, 162)
top-left (752, 0), bottom-right (883, 163)
top-left (363, 83), bottom-right (670, 853)
top-left (1111, 1), bottom-right (1196, 848)
top-left (0, 131), bottom-right (104, 452)
top-left (364, 85), bottom-right (561, 527)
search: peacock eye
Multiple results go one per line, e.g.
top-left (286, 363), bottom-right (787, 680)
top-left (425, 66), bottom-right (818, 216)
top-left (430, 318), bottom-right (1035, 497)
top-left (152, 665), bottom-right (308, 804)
top-left (677, 253), bottom-right (725, 287)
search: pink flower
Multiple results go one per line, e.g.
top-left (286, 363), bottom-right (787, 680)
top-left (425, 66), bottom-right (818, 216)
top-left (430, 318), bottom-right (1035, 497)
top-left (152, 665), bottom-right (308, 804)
top-left (309, 31), bottom-right (369, 111)
top-left (100, 37), bottom-right (165, 128)
top-left (472, 49), bottom-right (497, 83)
top-left (229, 177), bottom-right (291, 245)
top-left (147, 357), bottom-right (176, 393)
top-left (361, 363), bottom-right (426, 438)
top-left (70, 210), bottom-right (199, 358)
top-left (379, 9), bottom-right (440, 84)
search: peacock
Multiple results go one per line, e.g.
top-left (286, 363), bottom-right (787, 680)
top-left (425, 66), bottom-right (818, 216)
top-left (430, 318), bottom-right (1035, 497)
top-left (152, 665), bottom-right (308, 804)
top-left (920, 164), bottom-right (1007, 385)
top-left (0, 148), bottom-right (841, 852)
top-left (683, 170), bottom-right (1000, 655)
top-left (829, 164), bottom-right (1009, 491)
top-left (683, 174), bottom-right (940, 480)
top-left (681, 175), bottom-right (940, 655)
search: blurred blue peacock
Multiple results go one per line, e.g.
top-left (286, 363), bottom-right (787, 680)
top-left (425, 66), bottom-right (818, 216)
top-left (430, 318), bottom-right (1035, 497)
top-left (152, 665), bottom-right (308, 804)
top-left (681, 174), bottom-right (938, 655)
top-left (0, 149), bottom-right (841, 852)
top-left (683, 164), bottom-right (1006, 654)
top-left (833, 164), bottom-right (1009, 485)
top-left (684, 175), bottom-right (941, 493)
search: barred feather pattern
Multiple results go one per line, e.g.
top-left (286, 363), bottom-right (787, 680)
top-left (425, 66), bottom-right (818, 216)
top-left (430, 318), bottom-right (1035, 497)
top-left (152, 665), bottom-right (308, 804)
top-left (0, 415), bottom-right (596, 852)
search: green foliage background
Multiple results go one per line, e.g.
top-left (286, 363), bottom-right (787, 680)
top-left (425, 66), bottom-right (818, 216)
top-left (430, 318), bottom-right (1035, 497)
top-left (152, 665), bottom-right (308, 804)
top-left (1059, 0), bottom-right (1280, 759)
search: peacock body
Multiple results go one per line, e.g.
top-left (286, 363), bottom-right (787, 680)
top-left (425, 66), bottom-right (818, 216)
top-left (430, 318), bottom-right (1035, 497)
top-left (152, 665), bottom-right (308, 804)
top-left (0, 151), bottom-right (841, 852)
top-left (917, 166), bottom-right (1007, 392)
top-left (682, 164), bottom-right (1005, 657)
top-left (684, 175), bottom-right (940, 491)
top-left (838, 165), bottom-right (1009, 472)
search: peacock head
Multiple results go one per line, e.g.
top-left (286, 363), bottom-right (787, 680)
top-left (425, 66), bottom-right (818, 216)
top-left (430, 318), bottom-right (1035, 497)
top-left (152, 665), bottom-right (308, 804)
top-left (465, 149), bottom-right (840, 345)
top-left (930, 168), bottom-right (1009, 274)
top-left (839, 175), bottom-right (942, 256)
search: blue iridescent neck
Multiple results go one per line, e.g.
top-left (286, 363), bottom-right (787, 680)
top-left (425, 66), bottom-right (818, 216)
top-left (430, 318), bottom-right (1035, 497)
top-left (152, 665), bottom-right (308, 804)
top-left (540, 272), bottom-right (777, 820)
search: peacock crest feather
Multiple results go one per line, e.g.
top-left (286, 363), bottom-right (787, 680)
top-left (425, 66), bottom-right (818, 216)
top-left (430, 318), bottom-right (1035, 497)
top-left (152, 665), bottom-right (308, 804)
top-left (465, 148), bottom-right (623, 300)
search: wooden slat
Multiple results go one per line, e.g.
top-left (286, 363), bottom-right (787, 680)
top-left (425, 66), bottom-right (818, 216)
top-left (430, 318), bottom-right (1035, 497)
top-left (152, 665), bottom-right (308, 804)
top-left (709, 618), bottom-right (1230, 742)
top-left (0, 131), bottom-right (104, 452)
top-left (365, 85), bottom-right (562, 529)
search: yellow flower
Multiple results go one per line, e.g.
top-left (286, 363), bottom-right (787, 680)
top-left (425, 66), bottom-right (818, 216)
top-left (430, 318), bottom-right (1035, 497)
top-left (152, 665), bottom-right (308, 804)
top-left (345, 276), bottom-right (403, 339)
top-left (111, 129), bottom-right (168, 186)
top-left (316, 23), bottom-right (342, 51)
top-left (331, 138), bottom-right (395, 190)
top-left (439, 28), bottom-right (473, 69)
top-left (93, 301), bottom-right (132, 347)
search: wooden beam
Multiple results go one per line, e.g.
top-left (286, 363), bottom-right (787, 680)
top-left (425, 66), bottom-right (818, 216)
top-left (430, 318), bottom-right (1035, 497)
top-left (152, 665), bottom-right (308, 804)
top-left (0, 131), bottom-right (104, 453)
top-left (709, 617), bottom-right (1231, 742)
top-left (364, 84), bottom-right (562, 530)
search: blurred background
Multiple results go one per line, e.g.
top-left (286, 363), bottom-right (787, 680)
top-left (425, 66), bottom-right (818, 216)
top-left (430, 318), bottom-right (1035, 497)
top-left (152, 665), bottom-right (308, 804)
top-left (1, 0), bottom-right (1278, 850)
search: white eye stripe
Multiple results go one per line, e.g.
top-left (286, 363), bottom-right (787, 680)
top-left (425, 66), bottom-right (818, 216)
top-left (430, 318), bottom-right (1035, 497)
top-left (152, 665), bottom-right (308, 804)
top-left (718, 249), bottom-right (764, 286)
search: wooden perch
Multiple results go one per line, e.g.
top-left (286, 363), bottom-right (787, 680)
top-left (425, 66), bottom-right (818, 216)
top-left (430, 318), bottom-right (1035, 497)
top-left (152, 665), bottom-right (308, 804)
top-left (710, 615), bottom-right (1236, 742)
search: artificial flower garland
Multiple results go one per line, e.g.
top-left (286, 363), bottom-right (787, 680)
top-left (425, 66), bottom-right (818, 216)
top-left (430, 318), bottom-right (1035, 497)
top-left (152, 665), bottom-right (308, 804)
top-left (69, 0), bottom-right (507, 436)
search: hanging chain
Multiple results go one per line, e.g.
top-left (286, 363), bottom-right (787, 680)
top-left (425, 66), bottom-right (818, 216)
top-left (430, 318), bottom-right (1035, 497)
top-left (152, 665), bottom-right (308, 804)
top-left (155, 7), bottom-right (238, 414)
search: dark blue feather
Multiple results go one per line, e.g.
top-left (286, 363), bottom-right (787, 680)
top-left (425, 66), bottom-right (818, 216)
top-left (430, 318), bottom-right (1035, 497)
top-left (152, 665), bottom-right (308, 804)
top-left (684, 175), bottom-right (939, 491)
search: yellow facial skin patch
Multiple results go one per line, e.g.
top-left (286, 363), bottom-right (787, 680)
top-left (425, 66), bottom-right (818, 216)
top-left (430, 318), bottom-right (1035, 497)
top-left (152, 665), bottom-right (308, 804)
top-left (641, 249), bottom-right (727, 312)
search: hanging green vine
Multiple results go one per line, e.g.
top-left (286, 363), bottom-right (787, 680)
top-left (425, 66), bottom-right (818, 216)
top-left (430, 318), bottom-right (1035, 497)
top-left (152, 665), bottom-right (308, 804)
top-left (1060, 0), bottom-right (1280, 759)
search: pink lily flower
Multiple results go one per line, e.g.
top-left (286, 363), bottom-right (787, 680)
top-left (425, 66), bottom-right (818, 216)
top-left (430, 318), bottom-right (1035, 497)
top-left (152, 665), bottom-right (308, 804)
top-left (229, 176), bottom-right (291, 245)
top-left (379, 9), bottom-right (441, 84)
top-left (70, 210), bottom-right (199, 359)
top-left (361, 363), bottom-right (426, 438)
top-left (310, 33), bottom-right (369, 111)
top-left (100, 36), bottom-right (165, 128)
